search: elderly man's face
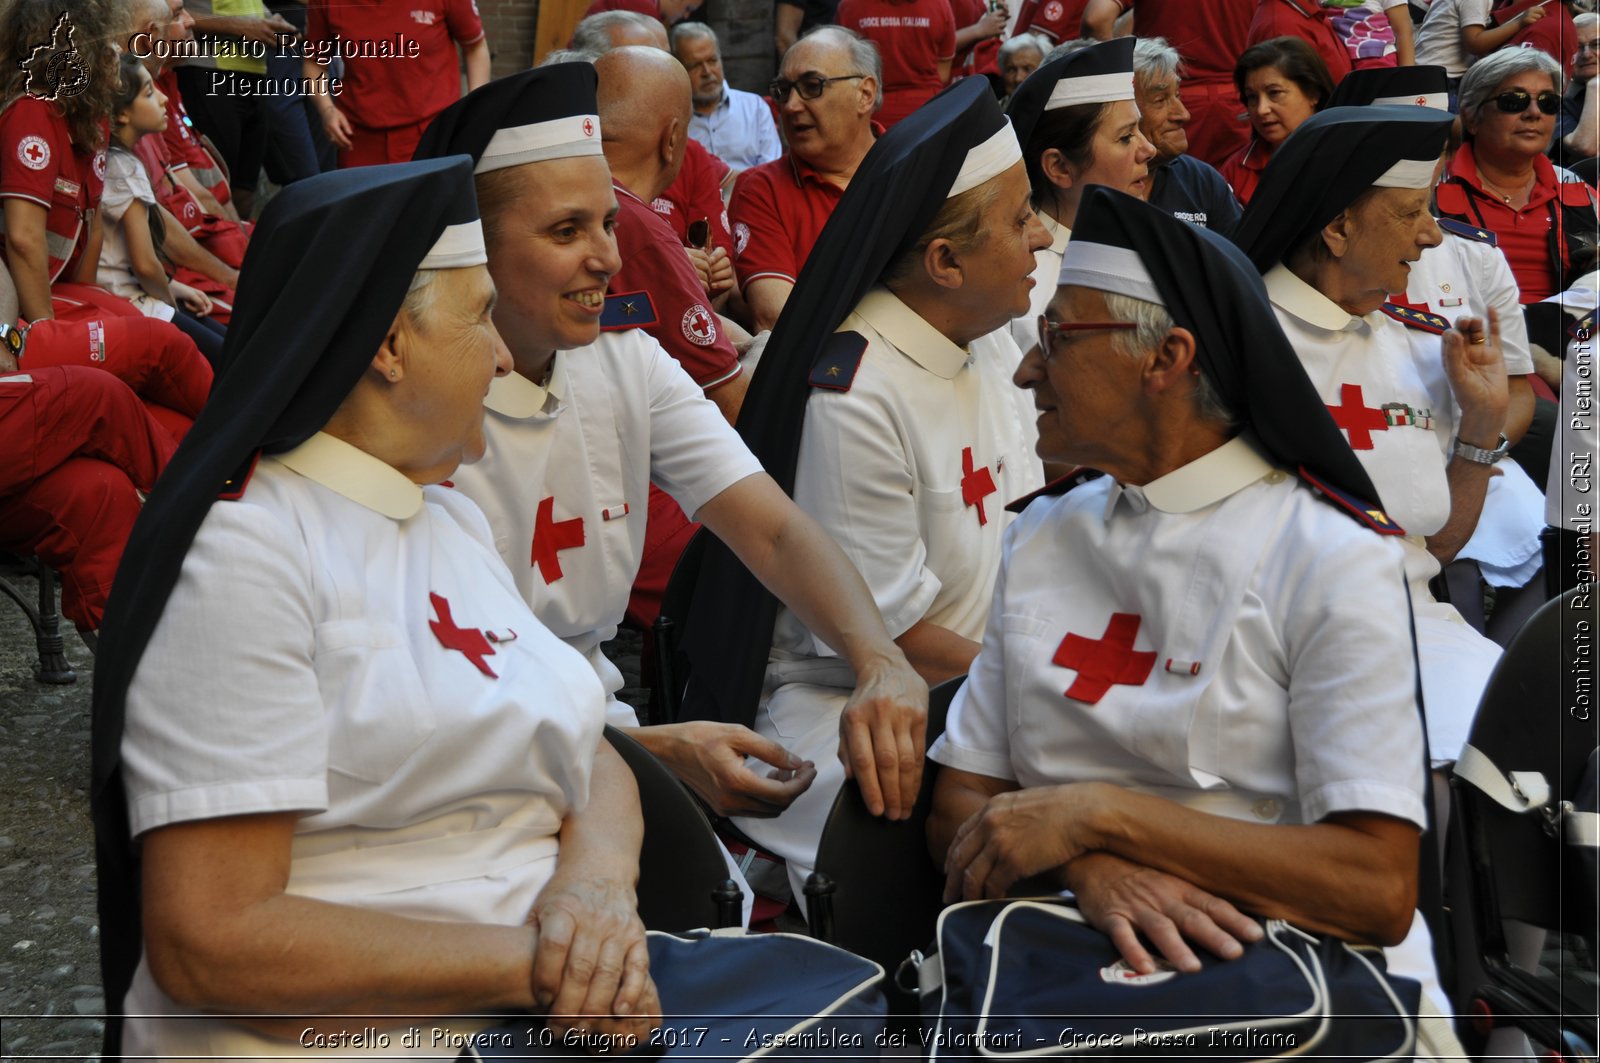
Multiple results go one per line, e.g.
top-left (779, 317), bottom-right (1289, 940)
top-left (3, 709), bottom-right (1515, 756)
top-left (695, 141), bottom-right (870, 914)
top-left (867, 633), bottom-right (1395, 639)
top-left (482, 157), bottom-right (624, 366)
top-left (1015, 285), bottom-right (1144, 468)
top-left (165, 0), bottom-right (195, 44)
top-left (1574, 23), bottom-right (1599, 83)
top-left (676, 35), bottom-right (725, 109)
top-left (1135, 70), bottom-right (1190, 163)
top-left (1001, 47), bottom-right (1042, 96)
top-left (393, 265), bottom-right (513, 479)
top-left (778, 37), bottom-right (875, 163)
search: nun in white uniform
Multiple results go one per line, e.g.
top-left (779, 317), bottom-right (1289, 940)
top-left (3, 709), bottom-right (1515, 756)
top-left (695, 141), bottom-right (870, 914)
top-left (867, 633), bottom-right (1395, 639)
top-left (90, 160), bottom-right (657, 1060)
top-left (1233, 107), bottom-right (1511, 767)
top-left (1002, 37), bottom-right (1156, 357)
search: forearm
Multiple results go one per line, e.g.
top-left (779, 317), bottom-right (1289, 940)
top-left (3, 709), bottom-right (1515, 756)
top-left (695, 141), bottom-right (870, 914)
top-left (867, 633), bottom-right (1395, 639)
top-left (1425, 454), bottom-right (1496, 564)
top-left (549, 741), bottom-right (643, 885)
top-left (463, 38), bottom-right (491, 91)
top-left (1387, 7), bottom-right (1415, 65)
top-left (928, 769), bottom-right (1015, 866)
top-left (135, 264), bottom-right (177, 305)
top-left (7, 244), bottom-right (53, 321)
top-left (302, 57), bottom-right (341, 113)
top-left (1081, 0), bottom-right (1120, 39)
top-left (1464, 19), bottom-right (1525, 56)
top-left (775, 5), bottom-right (803, 54)
top-left (706, 362), bottom-right (749, 425)
top-left (1568, 82), bottom-right (1600, 158)
top-left (157, 207), bottom-right (240, 287)
top-left (954, 23), bottom-right (989, 50)
top-left (176, 168), bottom-right (230, 218)
top-left (1079, 785), bottom-right (1418, 944)
top-left (1506, 374), bottom-right (1534, 444)
top-left (894, 618), bottom-right (980, 687)
top-left (745, 278), bottom-right (793, 332)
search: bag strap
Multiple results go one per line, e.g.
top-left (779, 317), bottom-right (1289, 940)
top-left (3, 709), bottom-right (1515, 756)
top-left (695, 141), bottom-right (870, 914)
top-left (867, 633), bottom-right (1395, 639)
top-left (1452, 743), bottom-right (1554, 814)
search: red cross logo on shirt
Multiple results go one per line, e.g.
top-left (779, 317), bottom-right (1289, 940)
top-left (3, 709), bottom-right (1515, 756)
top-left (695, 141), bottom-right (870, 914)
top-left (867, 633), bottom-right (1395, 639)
top-left (24, 143), bottom-right (43, 163)
top-left (531, 496), bottom-right (585, 584)
top-left (583, 117), bottom-right (595, 137)
top-left (1052, 613), bottom-right (1157, 705)
top-left (960, 446), bottom-right (997, 526)
top-left (1326, 383), bottom-right (1389, 450)
top-left (428, 592), bottom-right (498, 678)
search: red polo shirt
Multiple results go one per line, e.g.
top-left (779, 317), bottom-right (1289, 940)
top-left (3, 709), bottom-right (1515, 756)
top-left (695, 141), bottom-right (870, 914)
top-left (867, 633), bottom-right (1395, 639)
top-left (1436, 143), bottom-right (1597, 304)
top-left (612, 182), bottom-right (742, 391)
top-left (1011, 0), bottom-right (1092, 42)
top-left (838, 0), bottom-right (956, 127)
top-left (156, 69), bottom-right (231, 204)
top-left (1217, 135), bottom-right (1273, 206)
top-left (651, 140), bottom-right (735, 258)
top-left (728, 151), bottom-right (849, 287)
top-left (305, 0), bottom-right (484, 131)
top-left (0, 96), bottom-right (102, 283)
top-left (1246, 0), bottom-right (1354, 85)
top-left (1111, 0), bottom-right (1255, 165)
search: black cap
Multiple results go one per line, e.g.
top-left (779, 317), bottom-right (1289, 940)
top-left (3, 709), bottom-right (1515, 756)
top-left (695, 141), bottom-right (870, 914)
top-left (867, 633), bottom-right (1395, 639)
top-left (1327, 64), bottom-right (1450, 110)
top-left (1231, 106), bottom-right (1454, 273)
top-left (679, 76), bottom-right (1018, 727)
top-left (90, 157), bottom-right (484, 1058)
top-left (1005, 36), bottom-right (1137, 150)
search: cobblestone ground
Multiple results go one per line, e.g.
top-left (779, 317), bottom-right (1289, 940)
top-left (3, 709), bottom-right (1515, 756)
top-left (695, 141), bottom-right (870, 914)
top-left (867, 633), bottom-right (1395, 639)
top-left (0, 583), bottom-right (650, 1062)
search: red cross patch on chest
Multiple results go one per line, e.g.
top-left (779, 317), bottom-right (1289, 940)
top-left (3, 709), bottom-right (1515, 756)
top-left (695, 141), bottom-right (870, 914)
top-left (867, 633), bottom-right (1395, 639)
top-left (960, 446), bottom-right (997, 526)
top-left (1326, 383), bottom-right (1389, 450)
top-left (428, 592), bottom-right (499, 678)
top-left (1052, 613), bottom-right (1157, 705)
top-left (531, 496), bottom-right (585, 584)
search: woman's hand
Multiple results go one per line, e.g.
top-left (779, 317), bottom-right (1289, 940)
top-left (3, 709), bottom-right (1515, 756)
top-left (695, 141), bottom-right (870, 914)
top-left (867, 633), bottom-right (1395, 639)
top-left (636, 721), bottom-right (816, 818)
top-left (1442, 309), bottom-right (1509, 445)
top-left (1067, 852), bottom-right (1263, 975)
top-left (171, 281), bottom-right (214, 317)
top-left (943, 782), bottom-right (1107, 901)
top-left (527, 872), bottom-right (658, 1050)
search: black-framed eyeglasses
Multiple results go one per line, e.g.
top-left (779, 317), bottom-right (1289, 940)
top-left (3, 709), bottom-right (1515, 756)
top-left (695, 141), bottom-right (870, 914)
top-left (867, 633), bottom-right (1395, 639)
top-left (769, 73), bottom-right (866, 104)
top-left (1037, 315), bottom-right (1138, 359)
top-left (1491, 89), bottom-right (1561, 115)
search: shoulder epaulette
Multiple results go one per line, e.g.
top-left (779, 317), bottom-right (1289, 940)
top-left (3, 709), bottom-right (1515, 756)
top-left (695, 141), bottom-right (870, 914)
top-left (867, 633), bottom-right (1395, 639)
top-left (1573, 311), bottom-right (1595, 339)
top-left (1380, 301), bottom-right (1450, 334)
top-left (1296, 465), bottom-right (1405, 536)
top-left (600, 290), bottom-right (658, 331)
top-left (1005, 467), bottom-right (1104, 514)
top-left (218, 450), bottom-right (260, 501)
top-left (809, 331), bottom-right (868, 391)
top-left (1437, 217), bottom-right (1497, 246)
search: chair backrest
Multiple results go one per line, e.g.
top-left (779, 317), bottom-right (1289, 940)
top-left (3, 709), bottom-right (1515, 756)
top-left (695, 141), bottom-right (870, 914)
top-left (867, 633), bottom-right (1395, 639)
top-left (602, 725), bottom-right (739, 932)
top-left (807, 675), bottom-right (964, 982)
top-left (1456, 588), bottom-right (1596, 928)
top-left (647, 529), bottom-right (709, 725)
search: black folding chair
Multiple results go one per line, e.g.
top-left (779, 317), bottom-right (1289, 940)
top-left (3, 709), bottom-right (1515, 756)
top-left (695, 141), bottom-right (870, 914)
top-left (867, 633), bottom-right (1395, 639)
top-left (802, 675), bottom-right (962, 1014)
top-left (602, 725), bottom-right (742, 932)
top-left (646, 529), bottom-right (708, 726)
top-left (0, 554), bottom-right (75, 683)
top-left (1444, 589), bottom-right (1598, 1058)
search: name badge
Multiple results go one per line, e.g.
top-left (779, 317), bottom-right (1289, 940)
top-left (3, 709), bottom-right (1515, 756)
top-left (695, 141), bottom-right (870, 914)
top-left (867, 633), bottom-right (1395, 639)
top-left (53, 177), bottom-right (80, 197)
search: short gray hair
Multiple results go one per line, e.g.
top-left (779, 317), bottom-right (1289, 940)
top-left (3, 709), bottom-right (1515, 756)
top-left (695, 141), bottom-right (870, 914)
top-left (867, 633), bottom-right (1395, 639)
top-left (1576, 12), bottom-right (1598, 32)
top-left (998, 33), bottom-right (1047, 67)
top-left (570, 10), bottom-right (660, 54)
top-left (1458, 47), bottom-right (1565, 139)
top-left (669, 20), bottom-right (718, 54)
top-left (1133, 36), bottom-right (1181, 89)
top-left (1046, 38), bottom-right (1099, 61)
top-left (793, 24), bottom-right (883, 99)
top-left (540, 47), bottom-right (596, 66)
top-left (1103, 290), bottom-right (1236, 427)
top-left (403, 269), bottom-right (441, 325)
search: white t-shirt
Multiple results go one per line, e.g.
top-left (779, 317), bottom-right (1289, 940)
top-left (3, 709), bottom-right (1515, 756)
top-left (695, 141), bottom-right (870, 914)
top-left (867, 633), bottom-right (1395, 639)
top-left (121, 432), bottom-right (607, 1058)
top-left (1414, 0), bottom-right (1493, 77)
top-left (451, 329), bottom-right (762, 725)
top-left (96, 146), bottom-right (173, 320)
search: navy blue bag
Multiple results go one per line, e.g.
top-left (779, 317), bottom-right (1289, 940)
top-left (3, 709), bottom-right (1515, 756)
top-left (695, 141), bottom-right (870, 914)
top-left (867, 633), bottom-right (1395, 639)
top-left (459, 929), bottom-right (887, 1061)
top-left (908, 899), bottom-right (1422, 1060)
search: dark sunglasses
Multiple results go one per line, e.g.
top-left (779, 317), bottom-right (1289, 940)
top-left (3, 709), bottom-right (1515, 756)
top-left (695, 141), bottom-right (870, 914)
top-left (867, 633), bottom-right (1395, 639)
top-left (1491, 89), bottom-right (1561, 115)
top-left (769, 73), bottom-right (865, 104)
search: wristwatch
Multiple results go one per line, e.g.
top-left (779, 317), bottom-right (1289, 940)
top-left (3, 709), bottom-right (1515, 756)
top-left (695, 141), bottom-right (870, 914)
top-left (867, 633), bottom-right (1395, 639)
top-left (0, 322), bottom-right (25, 365)
top-left (1452, 433), bottom-right (1510, 466)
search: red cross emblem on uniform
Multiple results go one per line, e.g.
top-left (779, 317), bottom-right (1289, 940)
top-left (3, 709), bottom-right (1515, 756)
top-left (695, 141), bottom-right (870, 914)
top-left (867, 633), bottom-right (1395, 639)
top-left (960, 446), bottom-right (997, 526)
top-left (428, 592), bottom-right (499, 678)
top-left (1052, 613), bottom-right (1157, 705)
top-left (583, 117), bottom-right (596, 137)
top-left (24, 143), bottom-right (43, 163)
top-left (531, 496), bottom-right (585, 584)
top-left (1326, 383), bottom-right (1388, 450)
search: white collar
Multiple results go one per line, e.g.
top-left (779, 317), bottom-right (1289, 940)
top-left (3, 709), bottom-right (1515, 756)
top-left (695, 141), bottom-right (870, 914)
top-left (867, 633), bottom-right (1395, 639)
top-left (853, 287), bottom-right (969, 379)
top-left (483, 358), bottom-right (568, 419)
top-left (272, 431), bottom-right (424, 520)
top-left (1109, 433), bottom-right (1277, 517)
top-left (1263, 264), bottom-right (1364, 333)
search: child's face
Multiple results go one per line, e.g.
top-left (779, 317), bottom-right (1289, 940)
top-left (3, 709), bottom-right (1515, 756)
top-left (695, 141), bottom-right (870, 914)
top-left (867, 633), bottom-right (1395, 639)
top-left (123, 69), bottom-right (168, 137)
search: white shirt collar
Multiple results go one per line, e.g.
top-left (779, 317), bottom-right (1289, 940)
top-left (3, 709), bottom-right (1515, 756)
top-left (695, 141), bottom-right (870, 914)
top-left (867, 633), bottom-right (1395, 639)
top-left (272, 431), bottom-right (424, 520)
top-left (483, 357), bottom-right (568, 419)
top-left (853, 287), bottom-right (969, 379)
top-left (1108, 433), bottom-right (1277, 517)
top-left (1263, 263), bottom-right (1364, 333)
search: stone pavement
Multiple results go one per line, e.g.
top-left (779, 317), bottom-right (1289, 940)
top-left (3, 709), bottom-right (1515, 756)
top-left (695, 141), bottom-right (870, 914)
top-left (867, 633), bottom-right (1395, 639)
top-left (0, 582), bottom-right (650, 1061)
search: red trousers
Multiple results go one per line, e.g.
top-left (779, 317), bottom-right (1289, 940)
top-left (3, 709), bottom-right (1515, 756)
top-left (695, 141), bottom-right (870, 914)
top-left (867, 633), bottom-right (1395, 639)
top-left (0, 366), bottom-right (176, 630)
top-left (23, 311), bottom-right (211, 440)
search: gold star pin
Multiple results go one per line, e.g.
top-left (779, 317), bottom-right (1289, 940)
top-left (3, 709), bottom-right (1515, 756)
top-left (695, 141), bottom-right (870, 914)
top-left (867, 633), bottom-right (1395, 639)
top-left (622, 301), bottom-right (637, 316)
top-left (826, 365), bottom-right (841, 377)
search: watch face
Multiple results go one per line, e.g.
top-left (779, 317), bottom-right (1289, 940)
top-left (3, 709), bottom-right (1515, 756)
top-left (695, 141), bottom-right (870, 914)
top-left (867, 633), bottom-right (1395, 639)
top-left (0, 325), bottom-right (19, 357)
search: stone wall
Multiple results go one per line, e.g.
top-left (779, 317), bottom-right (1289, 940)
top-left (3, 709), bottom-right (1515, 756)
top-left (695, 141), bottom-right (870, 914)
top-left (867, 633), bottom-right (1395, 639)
top-left (477, 0), bottom-right (778, 92)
